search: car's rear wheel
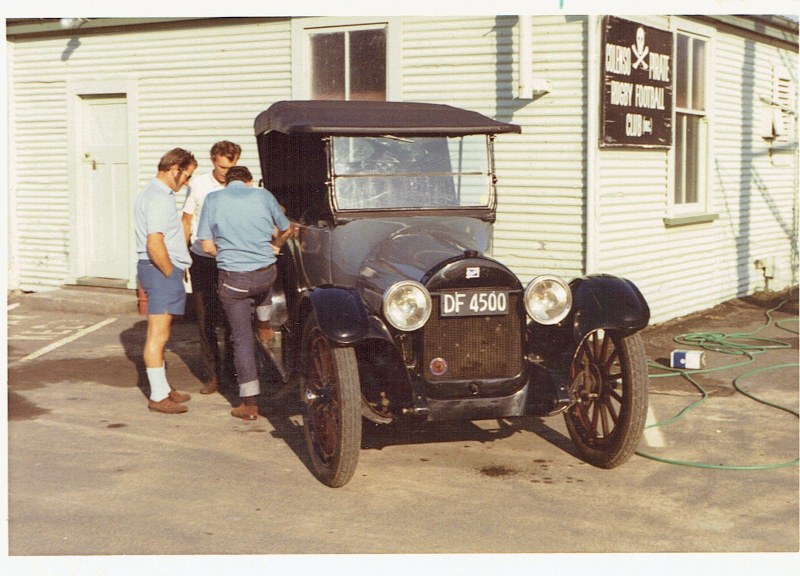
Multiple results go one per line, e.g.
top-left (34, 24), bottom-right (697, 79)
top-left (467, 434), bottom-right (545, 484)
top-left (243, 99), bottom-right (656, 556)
top-left (301, 313), bottom-right (361, 487)
top-left (564, 329), bottom-right (648, 468)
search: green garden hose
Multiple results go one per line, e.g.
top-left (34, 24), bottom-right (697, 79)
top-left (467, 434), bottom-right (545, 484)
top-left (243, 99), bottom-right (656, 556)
top-left (636, 294), bottom-right (799, 470)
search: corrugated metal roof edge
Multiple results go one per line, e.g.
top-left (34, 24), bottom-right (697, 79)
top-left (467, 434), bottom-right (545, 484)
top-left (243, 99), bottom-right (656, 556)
top-left (6, 15), bottom-right (797, 44)
top-left (5, 17), bottom-right (285, 40)
top-left (691, 15), bottom-right (798, 48)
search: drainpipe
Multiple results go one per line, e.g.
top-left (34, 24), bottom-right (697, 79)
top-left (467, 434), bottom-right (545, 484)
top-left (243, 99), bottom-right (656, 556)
top-left (585, 15), bottom-right (600, 275)
top-left (518, 15), bottom-right (551, 99)
top-left (519, 15), bottom-right (534, 99)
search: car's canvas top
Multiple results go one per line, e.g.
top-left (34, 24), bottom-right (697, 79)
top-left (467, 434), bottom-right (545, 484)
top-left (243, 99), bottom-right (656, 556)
top-left (254, 100), bottom-right (521, 136)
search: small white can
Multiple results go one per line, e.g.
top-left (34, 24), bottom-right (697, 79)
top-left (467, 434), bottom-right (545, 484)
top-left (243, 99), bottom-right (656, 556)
top-left (670, 349), bottom-right (706, 370)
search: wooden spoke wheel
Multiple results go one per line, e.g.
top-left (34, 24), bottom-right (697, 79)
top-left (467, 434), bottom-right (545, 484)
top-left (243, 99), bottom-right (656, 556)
top-left (301, 314), bottom-right (362, 487)
top-left (564, 329), bottom-right (648, 469)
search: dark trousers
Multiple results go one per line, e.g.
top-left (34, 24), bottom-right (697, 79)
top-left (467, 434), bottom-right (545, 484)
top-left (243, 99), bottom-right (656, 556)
top-left (217, 266), bottom-right (277, 398)
top-left (189, 251), bottom-right (230, 381)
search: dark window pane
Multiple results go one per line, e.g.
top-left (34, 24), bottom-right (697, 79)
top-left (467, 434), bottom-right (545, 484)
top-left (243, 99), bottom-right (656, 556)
top-left (310, 33), bottom-right (345, 100)
top-left (676, 34), bottom-right (689, 109)
top-left (349, 29), bottom-right (386, 101)
top-left (674, 113), bottom-right (685, 203)
top-left (685, 115), bottom-right (702, 204)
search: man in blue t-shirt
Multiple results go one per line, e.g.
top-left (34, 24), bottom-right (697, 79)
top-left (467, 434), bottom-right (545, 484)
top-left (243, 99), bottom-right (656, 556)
top-left (134, 147), bottom-right (197, 414)
top-left (181, 140), bottom-right (241, 395)
top-left (197, 166), bottom-right (291, 420)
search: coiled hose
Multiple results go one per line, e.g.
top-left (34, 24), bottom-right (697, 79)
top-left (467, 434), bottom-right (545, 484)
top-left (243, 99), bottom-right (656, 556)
top-left (636, 292), bottom-right (799, 470)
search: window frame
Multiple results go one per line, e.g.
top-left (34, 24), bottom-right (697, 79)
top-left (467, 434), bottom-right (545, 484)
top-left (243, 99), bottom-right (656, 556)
top-left (291, 17), bottom-right (401, 101)
top-left (666, 19), bottom-right (716, 225)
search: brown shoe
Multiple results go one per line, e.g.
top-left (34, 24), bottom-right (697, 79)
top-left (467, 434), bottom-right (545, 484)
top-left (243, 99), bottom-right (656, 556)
top-left (148, 397), bottom-right (189, 414)
top-left (169, 389), bottom-right (191, 403)
top-left (200, 377), bottom-right (219, 395)
top-left (231, 404), bottom-right (258, 421)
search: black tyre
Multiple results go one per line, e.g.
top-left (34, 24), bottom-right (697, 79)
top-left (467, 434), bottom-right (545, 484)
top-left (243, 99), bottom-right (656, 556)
top-left (301, 314), bottom-right (362, 487)
top-left (564, 329), bottom-right (648, 468)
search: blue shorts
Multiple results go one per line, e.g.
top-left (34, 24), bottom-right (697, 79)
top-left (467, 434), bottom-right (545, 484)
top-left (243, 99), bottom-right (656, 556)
top-left (137, 260), bottom-right (186, 315)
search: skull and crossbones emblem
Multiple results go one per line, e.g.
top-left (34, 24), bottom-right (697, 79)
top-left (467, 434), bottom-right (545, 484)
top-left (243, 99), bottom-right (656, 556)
top-left (632, 27), bottom-right (649, 70)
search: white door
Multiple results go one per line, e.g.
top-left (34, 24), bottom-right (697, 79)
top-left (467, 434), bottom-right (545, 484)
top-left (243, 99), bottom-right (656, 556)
top-left (81, 95), bottom-right (130, 280)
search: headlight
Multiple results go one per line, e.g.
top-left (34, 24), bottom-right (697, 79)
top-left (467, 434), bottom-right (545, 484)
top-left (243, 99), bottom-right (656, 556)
top-left (524, 275), bottom-right (572, 325)
top-left (383, 281), bottom-right (432, 331)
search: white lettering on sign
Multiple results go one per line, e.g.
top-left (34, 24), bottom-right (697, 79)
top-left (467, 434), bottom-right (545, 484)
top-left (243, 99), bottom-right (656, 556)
top-left (635, 85), bottom-right (665, 110)
top-left (610, 80), bottom-right (634, 106)
top-left (648, 53), bottom-right (670, 82)
top-left (441, 290), bottom-right (509, 316)
top-left (602, 17), bottom-right (672, 146)
top-left (626, 113), bottom-right (642, 137)
top-left (626, 114), bottom-right (653, 136)
top-left (467, 292), bottom-right (507, 314)
top-left (605, 43), bottom-right (631, 76)
top-left (441, 292), bottom-right (466, 315)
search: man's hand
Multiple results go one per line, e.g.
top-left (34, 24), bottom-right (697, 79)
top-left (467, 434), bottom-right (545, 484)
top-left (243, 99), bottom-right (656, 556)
top-left (146, 233), bottom-right (174, 277)
top-left (201, 238), bottom-right (218, 256)
top-left (272, 225), bottom-right (293, 254)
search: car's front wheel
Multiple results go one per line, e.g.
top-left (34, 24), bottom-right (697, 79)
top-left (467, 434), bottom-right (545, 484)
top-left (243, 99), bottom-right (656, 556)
top-left (301, 313), bottom-right (362, 487)
top-left (564, 329), bottom-right (648, 468)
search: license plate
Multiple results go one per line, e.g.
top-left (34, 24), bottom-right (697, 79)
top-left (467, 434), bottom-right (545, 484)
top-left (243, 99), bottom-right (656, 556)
top-left (440, 289), bottom-right (509, 317)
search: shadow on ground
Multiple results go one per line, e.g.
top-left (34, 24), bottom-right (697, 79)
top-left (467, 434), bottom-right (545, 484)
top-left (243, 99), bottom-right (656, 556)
top-left (119, 318), bottom-right (208, 399)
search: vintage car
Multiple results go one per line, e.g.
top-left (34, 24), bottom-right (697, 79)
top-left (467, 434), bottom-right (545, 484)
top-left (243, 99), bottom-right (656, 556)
top-left (253, 100), bottom-right (650, 487)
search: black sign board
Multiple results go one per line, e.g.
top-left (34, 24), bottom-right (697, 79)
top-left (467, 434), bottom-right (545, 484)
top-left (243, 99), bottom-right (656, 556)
top-left (600, 16), bottom-right (673, 148)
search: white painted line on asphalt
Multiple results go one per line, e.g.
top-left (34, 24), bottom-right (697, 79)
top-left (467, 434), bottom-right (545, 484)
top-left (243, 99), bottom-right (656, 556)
top-left (8, 302), bottom-right (20, 311)
top-left (19, 318), bottom-right (117, 362)
top-left (644, 405), bottom-right (665, 448)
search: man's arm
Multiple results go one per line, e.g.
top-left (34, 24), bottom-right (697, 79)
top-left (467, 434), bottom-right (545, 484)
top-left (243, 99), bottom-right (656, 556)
top-left (181, 212), bottom-right (193, 246)
top-left (270, 199), bottom-right (292, 252)
top-left (146, 233), bottom-right (174, 277)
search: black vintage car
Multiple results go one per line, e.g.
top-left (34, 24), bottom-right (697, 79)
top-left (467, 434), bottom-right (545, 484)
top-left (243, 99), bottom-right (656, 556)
top-left (254, 100), bottom-right (650, 487)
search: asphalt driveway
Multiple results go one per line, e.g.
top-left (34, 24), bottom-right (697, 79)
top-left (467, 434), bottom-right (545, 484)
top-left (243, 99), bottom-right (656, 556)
top-left (5, 286), bottom-right (799, 573)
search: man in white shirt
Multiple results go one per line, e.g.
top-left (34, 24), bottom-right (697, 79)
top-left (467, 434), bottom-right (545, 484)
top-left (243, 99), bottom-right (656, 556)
top-left (181, 140), bottom-right (241, 395)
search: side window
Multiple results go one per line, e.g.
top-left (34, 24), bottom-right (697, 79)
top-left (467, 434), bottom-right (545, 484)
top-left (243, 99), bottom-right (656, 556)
top-left (672, 28), bottom-right (710, 212)
top-left (769, 66), bottom-right (797, 146)
top-left (293, 19), bottom-right (398, 101)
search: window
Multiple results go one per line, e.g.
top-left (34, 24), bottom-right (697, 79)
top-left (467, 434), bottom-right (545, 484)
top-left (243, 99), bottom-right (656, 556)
top-left (770, 66), bottom-right (796, 145)
top-left (331, 135), bottom-right (492, 210)
top-left (309, 27), bottom-right (386, 100)
top-left (673, 30), bottom-right (709, 209)
top-left (293, 18), bottom-right (399, 101)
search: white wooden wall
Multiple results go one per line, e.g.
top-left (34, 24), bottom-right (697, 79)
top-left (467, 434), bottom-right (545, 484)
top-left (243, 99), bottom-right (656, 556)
top-left (7, 16), bottom-right (797, 326)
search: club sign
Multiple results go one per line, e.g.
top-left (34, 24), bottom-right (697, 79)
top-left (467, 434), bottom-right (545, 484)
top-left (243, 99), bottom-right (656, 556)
top-left (600, 16), bottom-right (673, 148)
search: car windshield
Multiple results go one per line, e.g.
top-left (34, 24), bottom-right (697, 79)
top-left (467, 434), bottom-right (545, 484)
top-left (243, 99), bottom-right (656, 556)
top-left (331, 135), bottom-right (491, 210)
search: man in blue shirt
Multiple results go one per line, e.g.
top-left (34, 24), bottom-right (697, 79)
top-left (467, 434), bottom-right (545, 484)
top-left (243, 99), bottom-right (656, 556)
top-left (197, 166), bottom-right (291, 420)
top-left (134, 148), bottom-right (197, 414)
top-left (181, 140), bottom-right (241, 395)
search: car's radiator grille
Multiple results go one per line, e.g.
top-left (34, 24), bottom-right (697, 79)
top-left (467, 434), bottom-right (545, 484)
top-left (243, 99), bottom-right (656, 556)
top-left (421, 293), bottom-right (523, 382)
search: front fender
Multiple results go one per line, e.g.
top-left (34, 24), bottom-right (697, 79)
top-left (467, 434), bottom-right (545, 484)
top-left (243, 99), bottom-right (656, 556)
top-left (307, 287), bottom-right (370, 345)
top-left (525, 274), bottom-right (649, 415)
top-left (569, 274), bottom-right (650, 344)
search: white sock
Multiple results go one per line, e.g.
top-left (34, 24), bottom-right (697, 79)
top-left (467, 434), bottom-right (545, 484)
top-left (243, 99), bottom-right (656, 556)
top-left (146, 364), bottom-right (170, 401)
